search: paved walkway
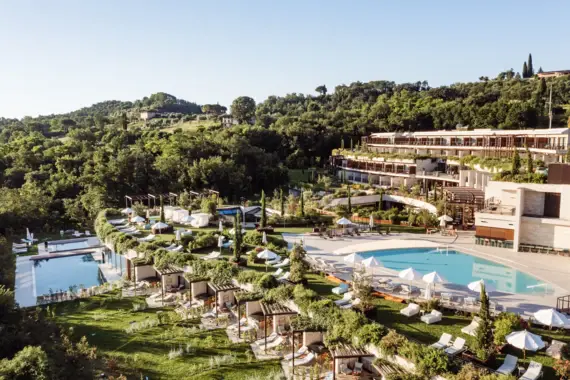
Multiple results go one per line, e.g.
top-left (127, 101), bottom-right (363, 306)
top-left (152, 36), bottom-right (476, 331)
top-left (14, 256), bottom-right (37, 307)
top-left (283, 232), bottom-right (570, 315)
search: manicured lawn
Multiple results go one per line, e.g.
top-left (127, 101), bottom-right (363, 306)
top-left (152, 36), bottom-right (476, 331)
top-left (276, 227), bottom-right (314, 234)
top-left (369, 297), bottom-right (568, 379)
top-left (53, 293), bottom-right (283, 379)
top-left (304, 273), bottom-right (342, 300)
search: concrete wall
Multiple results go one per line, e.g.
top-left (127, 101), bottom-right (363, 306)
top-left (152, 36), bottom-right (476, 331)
top-left (520, 218), bottom-right (570, 249)
top-left (217, 289), bottom-right (235, 307)
top-left (303, 331), bottom-right (324, 347)
top-left (191, 281), bottom-right (208, 298)
top-left (135, 265), bottom-right (155, 281)
top-left (475, 213), bottom-right (516, 229)
top-left (246, 300), bottom-right (261, 316)
top-left (523, 191), bottom-right (545, 216)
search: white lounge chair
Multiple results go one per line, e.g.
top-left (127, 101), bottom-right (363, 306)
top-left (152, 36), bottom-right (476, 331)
top-left (334, 292), bottom-right (353, 306)
top-left (228, 317), bottom-right (248, 331)
top-left (277, 272), bottom-right (290, 281)
top-left (340, 363), bottom-right (352, 375)
top-left (430, 333), bottom-right (453, 349)
top-left (284, 346), bottom-right (308, 361)
top-left (519, 361), bottom-right (543, 380)
top-left (272, 268), bottom-right (284, 277)
top-left (400, 284), bottom-right (419, 295)
top-left (288, 352), bottom-right (314, 367)
top-left (85, 230), bottom-right (91, 236)
top-left (444, 337), bottom-right (466, 356)
top-left (13, 243), bottom-right (28, 248)
top-left (266, 256), bottom-right (282, 265)
top-left (332, 283), bottom-right (349, 295)
top-left (164, 243), bottom-right (177, 250)
top-left (12, 248), bottom-right (28, 254)
top-left (137, 234), bottom-right (156, 242)
top-left (202, 251), bottom-right (221, 260)
top-left (168, 245), bottom-right (184, 252)
top-left (274, 258), bottom-right (290, 267)
top-left (496, 354), bottom-right (518, 375)
top-left (201, 309), bottom-right (217, 319)
top-left (263, 336), bottom-right (284, 350)
top-left (254, 332), bottom-right (278, 346)
top-left (341, 298), bottom-right (361, 309)
top-left (461, 316), bottom-right (482, 337)
top-left (400, 303), bottom-right (420, 317)
top-left (108, 218), bottom-right (126, 225)
top-left (421, 310), bottom-right (443, 324)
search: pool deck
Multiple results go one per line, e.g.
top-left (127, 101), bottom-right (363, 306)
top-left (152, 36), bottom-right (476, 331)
top-left (283, 232), bottom-right (570, 315)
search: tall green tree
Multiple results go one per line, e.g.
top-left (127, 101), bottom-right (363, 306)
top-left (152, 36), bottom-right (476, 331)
top-left (260, 190), bottom-right (267, 228)
top-left (378, 189), bottom-right (384, 211)
top-left (298, 192), bottom-right (305, 217)
top-left (315, 85), bottom-right (327, 96)
top-left (526, 146), bottom-right (534, 174)
top-left (512, 149), bottom-right (521, 175)
top-left (159, 195), bottom-right (165, 223)
top-left (279, 188), bottom-right (285, 216)
top-left (527, 53), bottom-right (534, 77)
top-left (230, 96), bottom-right (256, 124)
top-left (522, 62), bottom-right (528, 78)
top-left (475, 284), bottom-right (493, 360)
top-left (347, 185), bottom-right (352, 214)
top-left (233, 212), bottom-right (242, 260)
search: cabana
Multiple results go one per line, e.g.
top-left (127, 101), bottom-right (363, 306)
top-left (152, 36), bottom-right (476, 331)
top-left (331, 344), bottom-right (374, 379)
top-left (154, 264), bottom-right (186, 304)
top-left (234, 291), bottom-right (264, 338)
top-left (259, 301), bottom-right (298, 352)
top-left (208, 282), bottom-right (239, 317)
top-left (189, 212), bottom-right (210, 228)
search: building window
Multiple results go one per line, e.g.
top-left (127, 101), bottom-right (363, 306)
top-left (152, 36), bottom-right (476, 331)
top-left (544, 192), bottom-right (561, 218)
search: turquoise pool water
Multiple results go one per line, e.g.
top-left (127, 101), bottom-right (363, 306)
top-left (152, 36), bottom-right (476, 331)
top-left (359, 247), bottom-right (543, 294)
top-left (34, 254), bottom-right (104, 296)
top-left (48, 241), bottom-right (90, 253)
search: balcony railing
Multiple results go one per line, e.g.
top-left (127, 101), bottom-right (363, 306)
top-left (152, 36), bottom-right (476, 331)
top-left (368, 139), bottom-right (565, 150)
top-left (480, 205), bottom-right (516, 216)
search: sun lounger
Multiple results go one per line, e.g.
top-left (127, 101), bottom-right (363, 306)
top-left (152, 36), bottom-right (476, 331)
top-left (546, 340), bottom-right (566, 359)
top-left (201, 309), bottom-right (217, 319)
top-left (496, 354), bottom-right (518, 375)
top-left (288, 352), bottom-right (315, 367)
top-left (430, 333), bottom-right (452, 349)
top-left (340, 363), bottom-right (352, 375)
top-left (444, 337), bottom-right (466, 356)
top-left (137, 234), bottom-right (156, 242)
top-left (400, 303), bottom-right (420, 317)
top-left (354, 362), bottom-right (363, 375)
top-left (263, 336), bottom-right (284, 350)
top-left (13, 248), bottom-right (28, 254)
top-left (332, 283), bottom-right (349, 295)
top-left (13, 243), bottom-right (28, 248)
top-left (284, 346), bottom-right (308, 360)
top-left (168, 245), bottom-right (184, 252)
top-left (382, 282), bottom-right (401, 292)
top-left (519, 361), bottom-right (543, 380)
top-left (274, 258), bottom-right (290, 267)
top-left (255, 332), bottom-right (278, 346)
top-left (108, 218), bottom-right (126, 225)
top-left (266, 256), bottom-right (282, 265)
top-left (421, 310), bottom-right (443, 324)
top-left (278, 272), bottom-right (290, 281)
top-left (85, 230), bottom-right (91, 236)
top-left (400, 284), bottom-right (420, 295)
top-left (341, 298), bottom-right (361, 309)
top-left (272, 268), bottom-right (284, 277)
top-left (228, 317), bottom-right (248, 330)
top-left (334, 292), bottom-right (353, 306)
top-left (202, 251), bottom-right (221, 260)
top-left (164, 243), bottom-right (177, 250)
top-left (461, 316), bottom-right (482, 337)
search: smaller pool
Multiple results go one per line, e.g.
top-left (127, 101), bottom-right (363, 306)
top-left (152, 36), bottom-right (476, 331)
top-left (34, 254), bottom-right (104, 296)
top-left (48, 240), bottom-right (90, 253)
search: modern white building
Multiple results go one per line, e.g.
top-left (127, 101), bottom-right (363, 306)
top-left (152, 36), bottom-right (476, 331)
top-left (475, 181), bottom-right (570, 252)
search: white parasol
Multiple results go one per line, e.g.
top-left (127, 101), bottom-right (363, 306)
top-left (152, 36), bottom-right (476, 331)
top-left (121, 207), bottom-right (134, 215)
top-left (467, 279), bottom-right (496, 293)
top-left (229, 228), bottom-right (245, 235)
top-left (131, 215), bottom-right (145, 223)
top-left (219, 220), bottom-right (223, 232)
top-left (257, 248), bottom-right (278, 272)
top-left (336, 217), bottom-right (353, 225)
top-left (175, 230), bottom-right (181, 241)
top-left (262, 231), bottom-right (268, 245)
top-left (361, 256), bottom-right (382, 282)
top-left (369, 214), bottom-right (374, 229)
top-left (343, 253), bottom-right (363, 269)
top-left (533, 308), bottom-right (570, 328)
top-left (506, 330), bottom-right (545, 358)
top-left (399, 267), bottom-right (423, 294)
top-left (151, 222), bottom-right (169, 234)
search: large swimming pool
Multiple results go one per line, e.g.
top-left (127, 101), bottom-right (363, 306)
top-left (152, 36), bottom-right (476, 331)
top-left (48, 240), bottom-right (90, 253)
top-left (34, 254), bottom-right (104, 296)
top-left (359, 247), bottom-right (543, 294)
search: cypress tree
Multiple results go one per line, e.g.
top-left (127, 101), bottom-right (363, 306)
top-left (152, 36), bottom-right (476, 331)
top-left (538, 66), bottom-right (544, 74)
top-left (279, 188), bottom-right (284, 216)
top-left (522, 62), bottom-right (528, 79)
top-left (347, 185), bottom-right (352, 214)
top-left (527, 53), bottom-right (534, 76)
top-left (160, 196), bottom-right (165, 223)
top-left (526, 145), bottom-right (534, 174)
top-left (350, 139), bottom-right (353, 151)
top-left (299, 193), bottom-right (305, 217)
top-left (378, 189), bottom-right (384, 212)
top-left (539, 78), bottom-right (547, 95)
top-left (512, 149), bottom-right (521, 175)
top-left (340, 138), bottom-right (344, 150)
top-left (260, 190), bottom-right (267, 228)
top-left (233, 212), bottom-right (241, 260)
top-left (475, 283), bottom-right (493, 360)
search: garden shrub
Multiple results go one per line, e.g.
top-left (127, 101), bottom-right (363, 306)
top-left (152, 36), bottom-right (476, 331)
top-left (493, 312), bottom-right (521, 345)
top-left (379, 330), bottom-right (407, 357)
top-left (255, 274), bottom-right (279, 290)
top-left (416, 347), bottom-right (449, 377)
top-left (263, 285), bottom-right (294, 303)
top-left (243, 231), bottom-right (263, 246)
top-left (191, 233), bottom-right (217, 250)
top-left (354, 323), bottom-right (386, 347)
top-left (236, 270), bottom-right (264, 285)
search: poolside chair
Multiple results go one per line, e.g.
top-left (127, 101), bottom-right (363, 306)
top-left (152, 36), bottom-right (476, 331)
top-left (421, 309), bottom-right (443, 324)
top-left (546, 340), bottom-right (566, 359)
top-left (461, 316), bottom-right (482, 337)
top-left (228, 317), bottom-right (249, 331)
top-left (341, 298), bottom-right (361, 309)
top-left (331, 282), bottom-right (349, 295)
top-left (137, 234), bottom-right (156, 243)
top-left (430, 333), bottom-right (453, 349)
top-left (288, 352), bottom-right (314, 367)
top-left (284, 346), bottom-right (308, 361)
top-left (334, 292), bottom-right (353, 306)
top-left (201, 309), bottom-right (217, 319)
top-left (266, 256), bottom-right (282, 265)
top-left (496, 354), bottom-right (518, 375)
top-left (519, 361), bottom-right (543, 380)
top-left (400, 284), bottom-right (420, 295)
top-left (85, 230), bottom-right (91, 236)
top-left (254, 332), bottom-right (278, 346)
top-left (13, 242), bottom-right (28, 248)
top-left (400, 303), bottom-right (420, 317)
top-left (12, 247), bottom-right (28, 254)
top-left (354, 362), bottom-right (363, 375)
top-left (202, 251), bottom-right (221, 260)
top-left (164, 243), bottom-right (177, 250)
top-left (273, 258), bottom-right (290, 268)
top-left (277, 272), bottom-right (290, 281)
top-left (340, 363), bottom-right (352, 375)
top-left (168, 245), bottom-right (184, 252)
top-left (444, 337), bottom-right (466, 356)
top-left (263, 336), bottom-right (284, 350)
top-left (272, 268), bottom-right (284, 277)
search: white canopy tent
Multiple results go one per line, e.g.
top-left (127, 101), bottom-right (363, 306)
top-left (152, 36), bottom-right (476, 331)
top-left (189, 213), bottom-right (210, 228)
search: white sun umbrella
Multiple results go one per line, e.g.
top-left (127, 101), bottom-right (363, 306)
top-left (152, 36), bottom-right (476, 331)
top-left (131, 215), bottom-right (145, 224)
top-left (468, 279), bottom-right (496, 293)
top-left (151, 222), bottom-right (169, 234)
top-left (399, 267), bottom-right (423, 294)
top-left (336, 217), bottom-right (352, 225)
top-left (262, 231), bottom-right (268, 245)
top-left (175, 229), bottom-right (181, 242)
top-left (506, 330), bottom-right (545, 358)
top-left (121, 207), bottom-right (134, 215)
top-left (533, 308), bottom-right (570, 328)
top-left (218, 235), bottom-right (224, 249)
top-left (26, 228), bottom-right (31, 241)
top-left (218, 220), bottom-right (223, 232)
top-left (344, 253), bottom-right (363, 270)
top-left (361, 257), bottom-right (381, 282)
top-left (423, 271), bottom-right (447, 299)
top-left (369, 214), bottom-right (374, 229)
top-left (229, 228), bottom-right (245, 235)
top-left (257, 248), bottom-right (278, 272)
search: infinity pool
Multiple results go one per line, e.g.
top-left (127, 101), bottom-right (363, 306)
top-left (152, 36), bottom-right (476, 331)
top-left (48, 240), bottom-right (90, 253)
top-left (359, 247), bottom-right (543, 294)
top-left (34, 254), bottom-right (104, 296)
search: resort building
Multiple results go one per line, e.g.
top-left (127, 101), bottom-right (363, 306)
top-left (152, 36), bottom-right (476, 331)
top-left (536, 70), bottom-right (570, 79)
top-left (475, 181), bottom-right (570, 252)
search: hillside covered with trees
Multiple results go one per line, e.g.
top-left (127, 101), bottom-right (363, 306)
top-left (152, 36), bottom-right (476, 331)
top-left (1, 67), bottom-right (570, 234)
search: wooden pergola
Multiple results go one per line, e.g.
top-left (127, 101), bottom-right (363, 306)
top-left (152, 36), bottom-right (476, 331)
top-left (124, 192), bottom-right (178, 209)
top-left (207, 282), bottom-right (239, 318)
top-left (331, 344), bottom-right (374, 380)
top-left (154, 264), bottom-right (184, 305)
top-left (443, 186), bottom-right (485, 227)
top-left (260, 301), bottom-right (298, 352)
top-left (233, 291), bottom-right (263, 339)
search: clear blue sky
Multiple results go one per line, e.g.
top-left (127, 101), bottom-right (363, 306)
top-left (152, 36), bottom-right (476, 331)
top-left (1, 0), bottom-right (568, 118)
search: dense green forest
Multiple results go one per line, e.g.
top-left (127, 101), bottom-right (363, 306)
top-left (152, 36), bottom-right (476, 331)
top-left (1, 73), bottom-right (570, 234)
